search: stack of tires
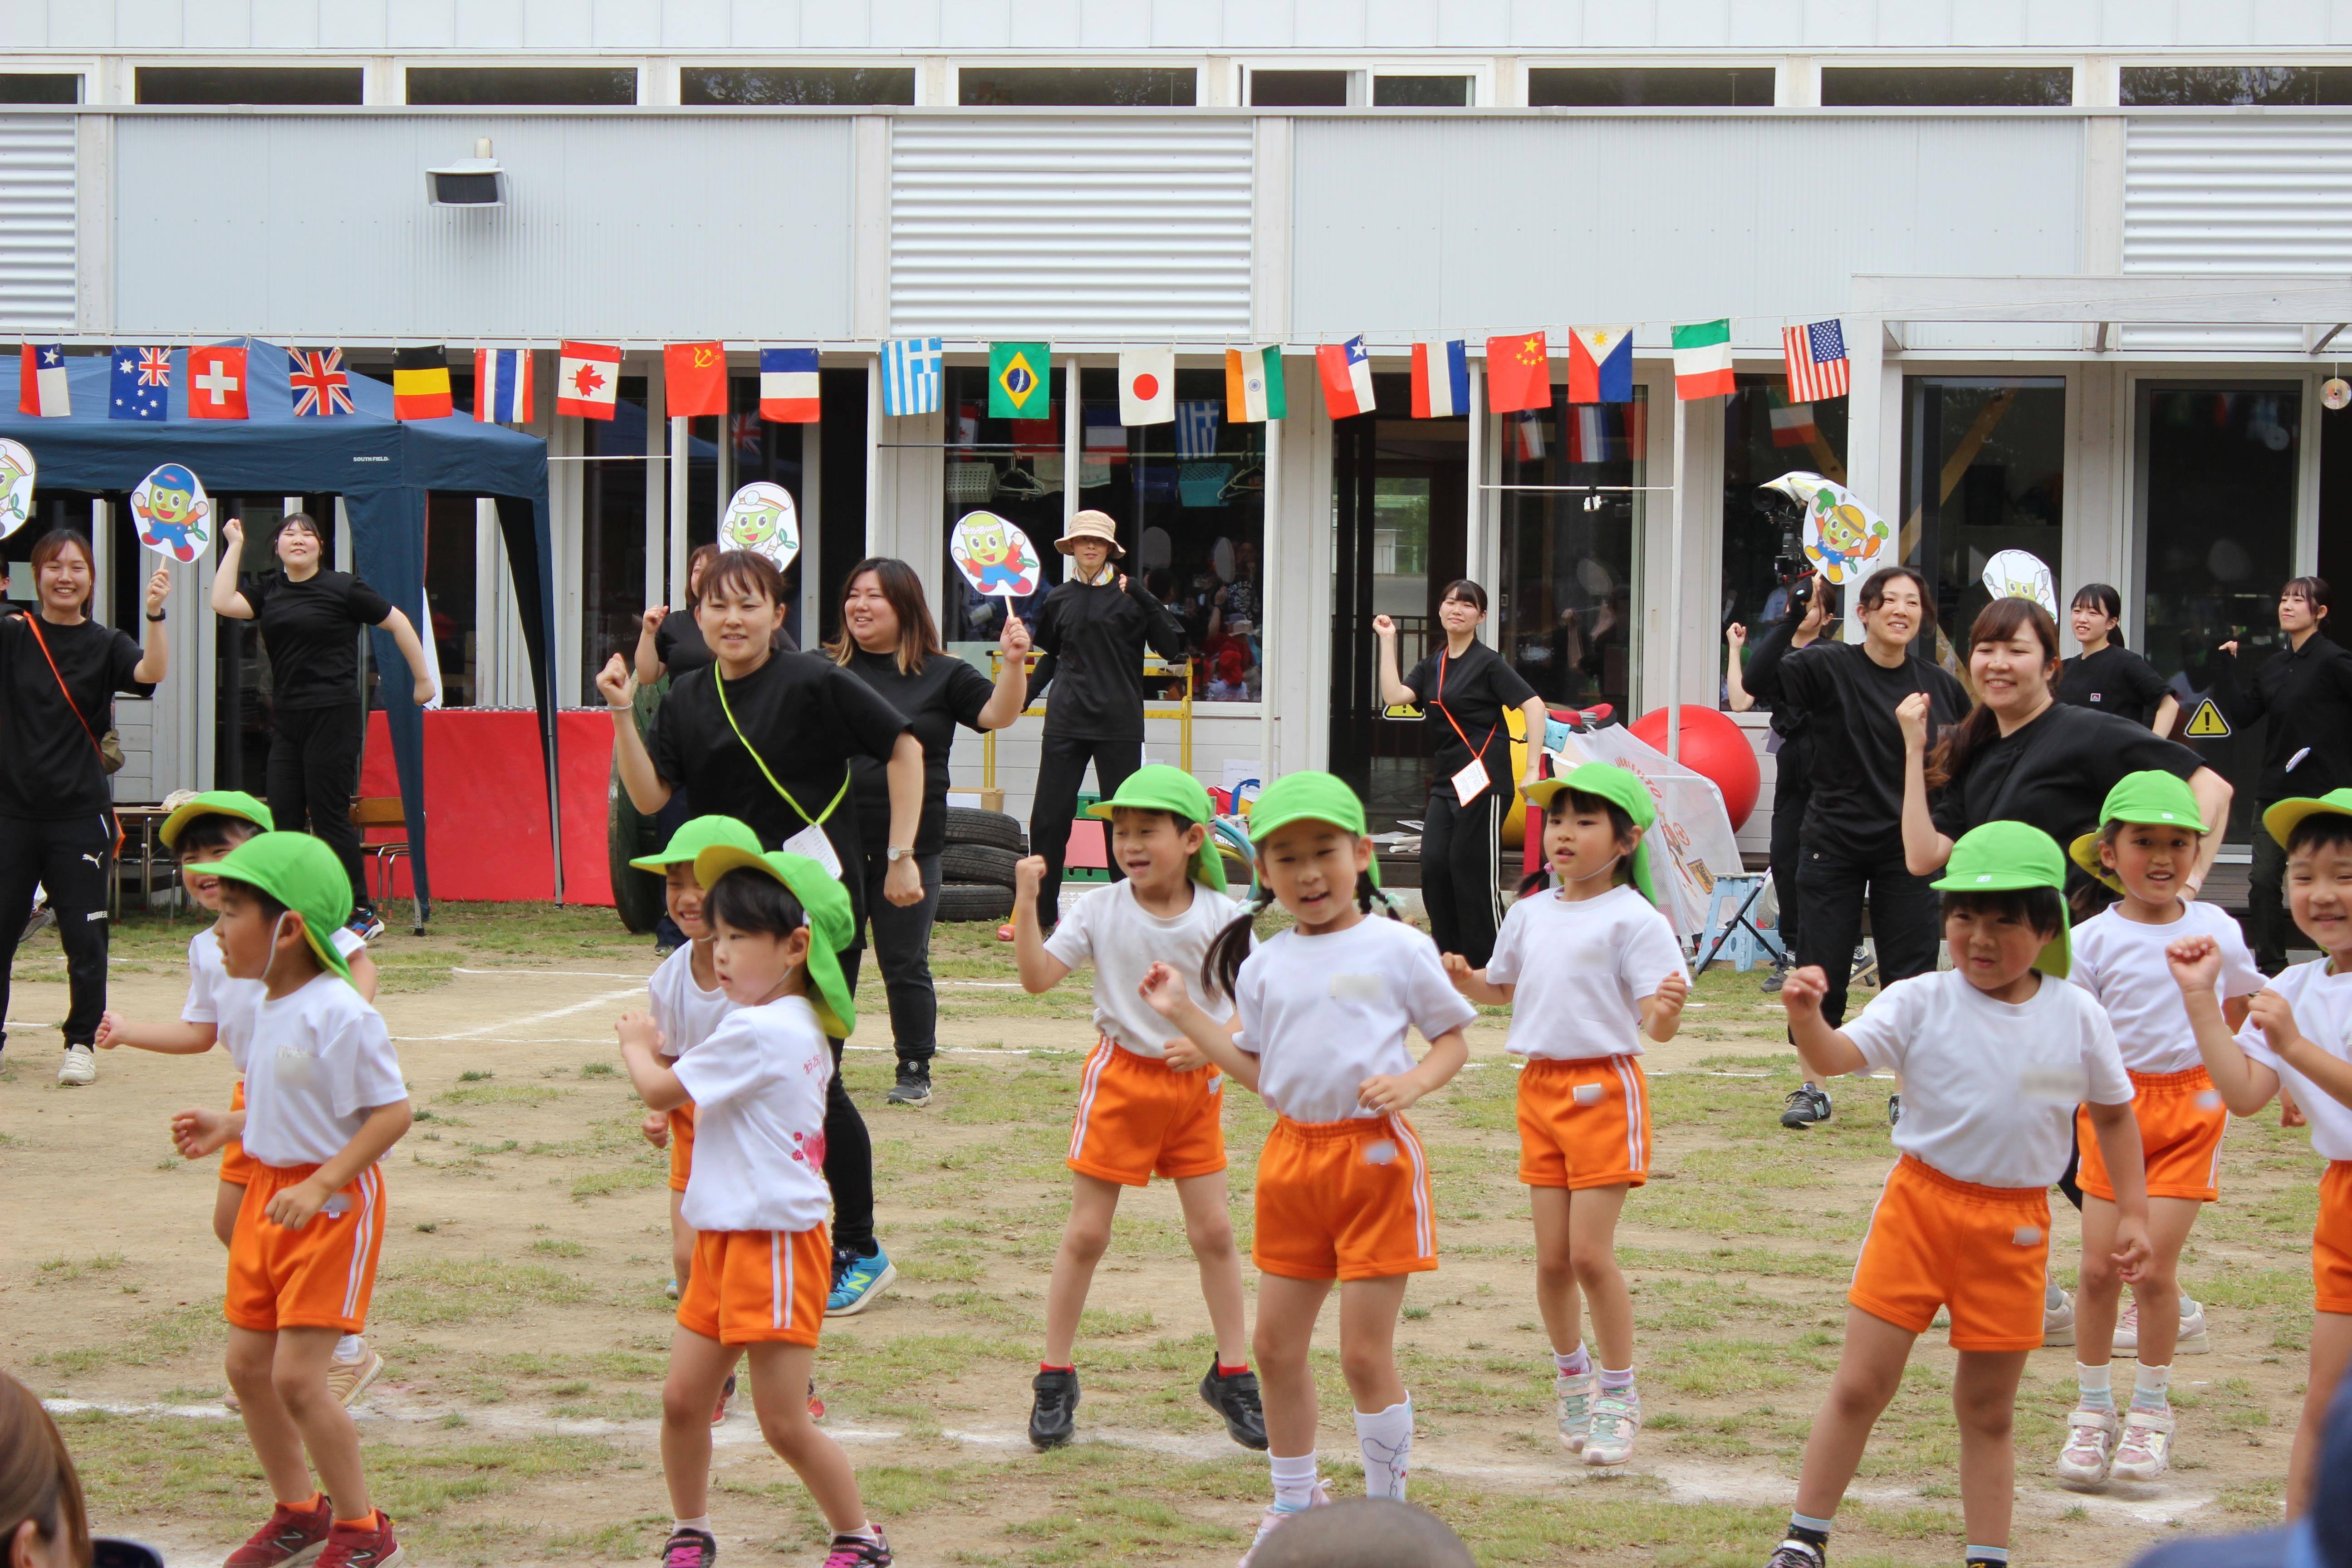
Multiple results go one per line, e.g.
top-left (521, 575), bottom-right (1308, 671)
top-left (938, 806), bottom-right (1025, 924)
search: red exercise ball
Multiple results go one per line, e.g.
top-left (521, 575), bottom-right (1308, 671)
top-left (1626, 705), bottom-right (1761, 832)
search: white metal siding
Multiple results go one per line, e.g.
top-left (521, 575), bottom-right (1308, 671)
top-left (0, 117), bottom-right (74, 332)
top-left (890, 118), bottom-right (1252, 338)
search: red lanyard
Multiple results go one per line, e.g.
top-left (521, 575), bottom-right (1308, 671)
top-left (1432, 647), bottom-right (1498, 761)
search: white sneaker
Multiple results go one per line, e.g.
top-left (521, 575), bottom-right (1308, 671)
top-left (2043, 1288), bottom-right (2076, 1348)
top-left (2112, 1407), bottom-right (2176, 1481)
top-left (1583, 1392), bottom-right (1641, 1466)
top-left (2115, 1298), bottom-right (2139, 1356)
top-left (56, 1044), bottom-right (94, 1086)
top-left (2116, 1296), bottom-right (2212, 1356)
top-left (2055, 1406), bottom-right (2120, 1486)
top-left (1554, 1371), bottom-right (1594, 1453)
top-left (1237, 1481), bottom-right (1331, 1568)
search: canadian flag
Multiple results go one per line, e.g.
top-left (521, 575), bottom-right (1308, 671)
top-left (1118, 348), bottom-right (1174, 426)
top-left (186, 344), bottom-right (249, 420)
top-left (556, 341), bottom-right (622, 421)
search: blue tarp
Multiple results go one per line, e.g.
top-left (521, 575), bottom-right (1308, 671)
top-left (0, 344), bottom-right (564, 916)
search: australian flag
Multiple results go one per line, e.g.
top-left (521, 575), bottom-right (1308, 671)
top-left (110, 347), bottom-right (171, 421)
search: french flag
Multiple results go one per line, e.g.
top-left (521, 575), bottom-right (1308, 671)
top-left (1410, 340), bottom-right (1469, 418)
top-left (18, 343), bottom-right (68, 416)
top-left (760, 347), bottom-right (819, 423)
top-left (474, 348), bottom-right (533, 424)
top-left (1318, 335), bottom-right (1377, 420)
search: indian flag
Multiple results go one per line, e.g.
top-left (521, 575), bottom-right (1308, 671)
top-left (1225, 345), bottom-right (1286, 422)
top-left (1671, 318), bottom-right (1735, 401)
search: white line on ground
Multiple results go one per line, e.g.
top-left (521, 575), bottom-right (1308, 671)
top-left (395, 985), bottom-right (648, 1042)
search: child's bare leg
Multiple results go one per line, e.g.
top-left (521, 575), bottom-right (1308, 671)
top-left (670, 1190), bottom-right (694, 1291)
top-left (661, 1326), bottom-right (737, 1520)
top-left (271, 1326), bottom-right (366, 1515)
top-left (1566, 1185), bottom-right (1634, 1369)
top-left (213, 1182), bottom-right (244, 1250)
top-left (1952, 1348), bottom-right (2029, 1550)
top-left (745, 1343), bottom-right (866, 1534)
top-left (225, 1326), bottom-right (314, 1504)
top-left (2290, 1311), bottom-right (2352, 1515)
top-left (1041, 1174), bottom-right (1123, 1367)
top-left (2075, 1196), bottom-right (2126, 1365)
top-left (2127, 1198), bottom-right (2202, 1369)
top-left (1335, 1276), bottom-right (1410, 1413)
top-left (1253, 1274), bottom-right (1335, 1457)
top-left (1174, 1171), bottom-right (1249, 1366)
top-left (1792, 1308), bottom-right (1916, 1521)
top-left (1529, 1187), bottom-right (1583, 1355)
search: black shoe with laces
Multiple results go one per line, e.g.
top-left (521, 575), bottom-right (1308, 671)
top-left (820, 1531), bottom-right (892, 1567)
top-left (886, 1062), bottom-right (932, 1107)
top-left (1029, 1367), bottom-right (1079, 1449)
top-left (1198, 1359), bottom-right (1269, 1450)
top-left (1761, 954), bottom-right (1793, 994)
top-left (661, 1527), bottom-right (718, 1568)
top-left (1765, 1541), bottom-right (1824, 1568)
top-left (1779, 1085), bottom-right (1832, 1128)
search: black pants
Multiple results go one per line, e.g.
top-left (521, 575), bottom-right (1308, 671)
top-left (0, 812), bottom-right (113, 1049)
top-left (1793, 844), bottom-right (1943, 1030)
top-left (1768, 735), bottom-right (1812, 957)
top-left (1422, 784), bottom-right (1508, 968)
top-left (2252, 799), bottom-right (2292, 974)
top-left (844, 849), bottom-right (943, 1068)
top-left (267, 701), bottom-right (369, 913)
top-left (823, 1032), bottom-right (875, 1262)
top-left (1030, 731), bottom-right (1141, 932)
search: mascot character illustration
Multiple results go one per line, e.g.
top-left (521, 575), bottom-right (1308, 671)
top-left (134, 464), bottom-right (210, 563)
top-left (0, 445), bottom-right (32, 533)
top-left (1803, 491), bottom-right (1888, 585)
top-left (961, 516), bottom-right (1032, 593)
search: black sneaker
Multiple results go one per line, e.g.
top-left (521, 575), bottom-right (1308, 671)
top-left (1765, 1542), bottom-right (1824, 1568)
top-left (1198, 1359), bottom-right (1269, 1450)
top-left (661, 1527), bottom-right (718, 1568)
top-left (820, 1531), bottom-right (892, 1567)
top-left (1887, 1094), bottom-right (1903, 1127)
top-left (886, 1063), bottom-right (931, 1107)
top-left (1761, 954), bottom-right (1793, 994)
top-left (1029, 1367), bottom-right (1078, 1449)
top-left (1779, 1085), bottom-right (1832, 1128)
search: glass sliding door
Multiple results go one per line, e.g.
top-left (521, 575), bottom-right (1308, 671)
top-left (1901, 377), bottom-right (2066, 664)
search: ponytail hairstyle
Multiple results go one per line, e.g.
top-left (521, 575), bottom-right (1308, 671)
top-left (1926, 597), bottom-right (2063, 791)
top-left (1514, 787), bottom-right (1640, 897)
top-left (1200, 864), bottom-right (1403, 1003)
top-left (2071, 582), bottom-right (2124, 647)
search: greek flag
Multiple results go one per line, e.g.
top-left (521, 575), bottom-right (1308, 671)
top-left (1175, 400), bottom-right (1221, 460)
top-left (882, 337), bottom-right (943, 417)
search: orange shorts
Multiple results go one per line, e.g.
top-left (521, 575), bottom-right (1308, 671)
top-left (2315, 1163), bottom-right (2352, 1316)
top-left (1067, 1036), bottom-right (1227, 1187)
top-left (676, 1225), bottom-right (832, 1347)
top-left (1517, 1056), bottom-right (1651, 1190)
top-left (1849, 1155), bottom-right (2049, 1351)
top-left (1252, 1115), bottom-right (1436, 1282)
top-left (667, 1103), bottom-right (696, 1194)
top-left (219, 1078), bottom-right (255, 1187)
top-left (2078, 1066), bottom-right (2228, 1204)
top-left (224, 1162), bottom-right (388, 1335)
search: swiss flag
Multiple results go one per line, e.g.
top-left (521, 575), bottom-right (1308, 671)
top-left (1485, 332), bottom-right (1550, 415)
top-left (664, 341), bottom-right (727, 417)
top-left (556, 341), bottom-right (622, 421)
top-left (187, 344), bottom-right (250, 420)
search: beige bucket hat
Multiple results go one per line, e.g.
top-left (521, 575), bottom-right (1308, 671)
top-left (1055, 509), bottom-right (1126, 557)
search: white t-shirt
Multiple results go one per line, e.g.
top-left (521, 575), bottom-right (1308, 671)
top-left (1485, 885), bottom-right (1689, 1060)
top-left (1234, 916), bottom-right (1479, 1124)
top-left (1044, 879), bottom-right (1249, 1057)
top-left (1842, 969), bottom-right (2133, 1188)
top-left (2070, 901), bottom-right (2265, 1075)
top-left (186, 923), bottom-right (368, 1072)
top-left (230, 972), bottom-right (407, 1169)
top-left (672, 995), bottom-right (834, 1234)
top-left (2239, 959), bottom-right (2352, 1161)
top-left (648, 942), bottom-right (734, 1060)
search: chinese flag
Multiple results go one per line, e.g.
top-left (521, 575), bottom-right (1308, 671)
top-left (1485, 332), bottom-right (1550, 414)
top-left (664, 342), bottom-right (728, 417)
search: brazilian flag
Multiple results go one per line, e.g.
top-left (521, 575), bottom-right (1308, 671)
top-left (988, 341), bottom-right (1051, 419)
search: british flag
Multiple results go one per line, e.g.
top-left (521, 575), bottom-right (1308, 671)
top-left (136, 348), bottom-right (169, 386)
top-left (289, 348), bottom-right (354, 417)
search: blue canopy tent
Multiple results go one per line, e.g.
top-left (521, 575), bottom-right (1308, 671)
top-left (0, 345), bottom-right (564, 919)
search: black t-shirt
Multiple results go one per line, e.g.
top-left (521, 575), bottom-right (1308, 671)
top-left (655, 612), bottom-right (794, 677)
top-left (2209, 633), bottom-right (2352, 799)
top-left (0, 614), bottom-right (152, 820)
top-left (240, 570), bottom-right (393, 710)
top-left (1931, 702), bottom-right (2204, 851)
top-left (840, 647), bottom-right (994, 858)
top-left (1404, 639), bottom-right (1539, 786)
top-left (1749, 640), bottom-right (1970, 859)
top-left (1029, 576), bottom-right (1187, 740)
top-left (2058, 644), bottom-right (2171, 729)
top-left (644, 651), bottom-right (910, 929)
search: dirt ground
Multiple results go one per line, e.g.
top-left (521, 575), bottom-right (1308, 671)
top-left (0, 904), bottom-right (2328, 1566)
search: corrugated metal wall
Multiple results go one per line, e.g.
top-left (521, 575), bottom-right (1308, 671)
top-left (889, 118), bottom-right (1252, 338)
top-left (0, 117), bottom-right (75, 331)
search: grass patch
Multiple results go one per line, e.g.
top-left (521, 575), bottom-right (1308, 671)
top-left (373, 1257), bottom-right (597, 1326)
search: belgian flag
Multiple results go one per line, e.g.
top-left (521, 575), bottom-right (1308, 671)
top-left (392, 346), bottom-right (453, 420)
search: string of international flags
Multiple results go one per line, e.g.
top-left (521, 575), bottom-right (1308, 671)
top-left (12, 322), bottom-right (1852, 426)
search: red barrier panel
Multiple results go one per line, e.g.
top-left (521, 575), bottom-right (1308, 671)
top-left (358, 710), bottom-right (617, 906)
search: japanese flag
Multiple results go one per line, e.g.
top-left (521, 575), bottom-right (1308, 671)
top-left (1118, 348), bottom-right (1174, 426)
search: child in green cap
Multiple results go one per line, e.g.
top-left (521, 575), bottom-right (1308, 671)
top-left (617, 849), bottom-right (893, 1568)
top-left (2052, 771), bottom-right (2264, 1488)
top-left (1141, 771), bottom-right (1476, 1565)
top-left (167, 832), bottom-right (414, 1568)
top-left (1767, 820), bottom-right (2149, 1568)
top-left (1442, 760), bottom-right (1689, 1470)
top-left (1007, 763), bottom-right (1264, 1455)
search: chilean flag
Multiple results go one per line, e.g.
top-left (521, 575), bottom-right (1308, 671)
top-left (18, 343), bottom-right (68, 416)
top-left (760, 347), bottom-right (819, 422)
top-left (1567, 326), bottom-right (1634, 404)
top-left (1410, 341), bottom-right (1469, 418)
top-left (1318, 336), bottom-right (1376, 420)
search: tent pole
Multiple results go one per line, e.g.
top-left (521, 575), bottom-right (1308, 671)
top-left (1667, 394), bottom-right (1686, 762)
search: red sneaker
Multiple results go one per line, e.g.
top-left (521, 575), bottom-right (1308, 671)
top-left (712, 1372), bottom-right (736, 1426)
top-left (315, 1510), bottom-right (402, 1568)
top-left (225, 1496), bottom-right (333, 1568)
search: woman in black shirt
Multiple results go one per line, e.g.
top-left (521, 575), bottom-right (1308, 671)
top-left (828, 556), bottom-right (1030, 1107)
top-left (211, 513), bottom-right (439, 937)
top-left (0, 530), bottom-right (170, 1084)
top-left (2059, 583), bottom-right (2178, 734)
top-left (632, 544), bottom-right (798, 686)
top-left (1376, 579), bottom-right (1548, 969)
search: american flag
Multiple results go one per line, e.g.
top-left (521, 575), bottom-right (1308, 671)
top-left (1782, 319), bottom-right (1850, 403)
top-left (289, 348), bottom-right (354, 417)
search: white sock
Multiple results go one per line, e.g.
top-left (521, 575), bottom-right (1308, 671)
top-left (2180, 1294), bottom-right (2200, 1317)
top-left (1354, 1398), bottom-right (1413, 1500)
top-left (2076, 1362), bottom-right (2114, 1411)
top-left (2046, 1280), bottom-right (2066, 1310)
top-left (1553, 1345), bottom-right (1591, 1378)
top-left (837, 1523), bottom-right (882, 1544)
top-left (1269, 1450), bottom-right (1319, 1512)
top-left (2133, 1363), bottom-right (2172, 1413)
top-left (673, 1516), bottom-right (711, 1534)
top-left (1598, 1366), bottom-right (1637, 1399)
top-left (333, 1334), bottom-right (364, 1362)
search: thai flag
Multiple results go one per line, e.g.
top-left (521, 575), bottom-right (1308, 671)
top-left (18, 343), bottom-right (68, 416)
top-left (1410, 341), bottom-right (1469, 418)
top-left (1566, 406), bottom-right (1609, 463)
top-left (473, 348), bottom-right (533, 424)
top-left (760, 347), bottom-right (819, 423)
top-left (1318, 335), bottom-right (1376, 419)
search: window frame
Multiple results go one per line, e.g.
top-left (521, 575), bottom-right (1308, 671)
top-left (946, 60), bottom-right (1205, 109)
top-left (397, 61), bottom-right (643, 107)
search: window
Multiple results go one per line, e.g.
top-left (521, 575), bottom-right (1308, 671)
top-left (1900, 377), bottom-right (2065, 655)
top-left (1721, 375), bottom-right (1849, 708)
top-left (1497, 391), bottom-right (1647, 718)
top-left (136, 67), bottom-right (363, 105)
top-left (1821, 66), bottom-right (2071, 107)
top-left (1248, 69), bottom-right (1350, 107)
top-left (406, 67), bottom-right (637, 106)
top-left (0, 74), bottom-right (80, 103)
top-left (581, 377), bottom-right (651, 696)
top-left (2122, 66), bottom-right (2352, 106)
top-left (681, 67), bottom-right (916, 105)
top-left (939, 364), bottom-right (1069, 652)
top-left (1373, 74), bottom-right (1471, 107)
top-left (1529, 67), bottom-right (1773, 107)
top-left (959, 68), bottom-right (1196, 107)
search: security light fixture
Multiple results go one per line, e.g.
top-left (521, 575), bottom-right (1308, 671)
top-left (427, 138), bottom-right (503, 206)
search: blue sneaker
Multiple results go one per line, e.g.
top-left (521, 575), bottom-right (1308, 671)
top-left (826, 1245), bottom-right (897, 1317)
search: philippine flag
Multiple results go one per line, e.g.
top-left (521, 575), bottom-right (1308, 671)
top-left (1318, 336), bottom-right (1376, 420)
top-left (1567, 326), bottom-right (1634, 404)
top-left (474, 348), bottom-right (534, 424)
top-left (557, 341), bottom-right (622, 421)
top-left (760, 347), bottom-right (819, 422)
top-left (1410, 341), bottom-right (1469, 419)
top-left (1119, 347), bottom-right (1175, 426)
top-left (18, 343), bottom-right (68, 416)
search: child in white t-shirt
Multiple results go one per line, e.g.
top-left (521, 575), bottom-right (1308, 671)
top-left (1143, 772), bottom-right (1475, 1567)
top-left (1009, 765), bottom-right (1262, 1453)
top-left (1443, 762), bottom-right (1688, 1470)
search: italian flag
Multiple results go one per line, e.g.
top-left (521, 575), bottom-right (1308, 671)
top-left (1671, 318), bottom-right (1735, 400)
top-left (1225, 345), bottom-right (1286, 422)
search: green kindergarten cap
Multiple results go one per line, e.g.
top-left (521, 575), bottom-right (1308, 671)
top-left (2264, 789), bottom-right (2352, 850)
top-left (628, 813), bottom-right (763, 873)
top-left (1931, 820), bottom-right (2071, 978)
top-left (2069, 770), bottom-right (2209, 892)
top-left (1522, 762), bottom-right (1661, 906)
top-left (1087, 764), bottom-right (1226, 893)
top-left (204, 831), bottom-right (355, 982)
top-left (1242, 770), bottom-right (1381, 890)
top-left (690, 846), bottom-right (858, 1039)
top-left (159, 789), bottom-right (273, 852)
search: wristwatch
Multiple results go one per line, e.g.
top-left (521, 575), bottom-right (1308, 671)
top-left (885, 844), bottom-right (914, 863)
